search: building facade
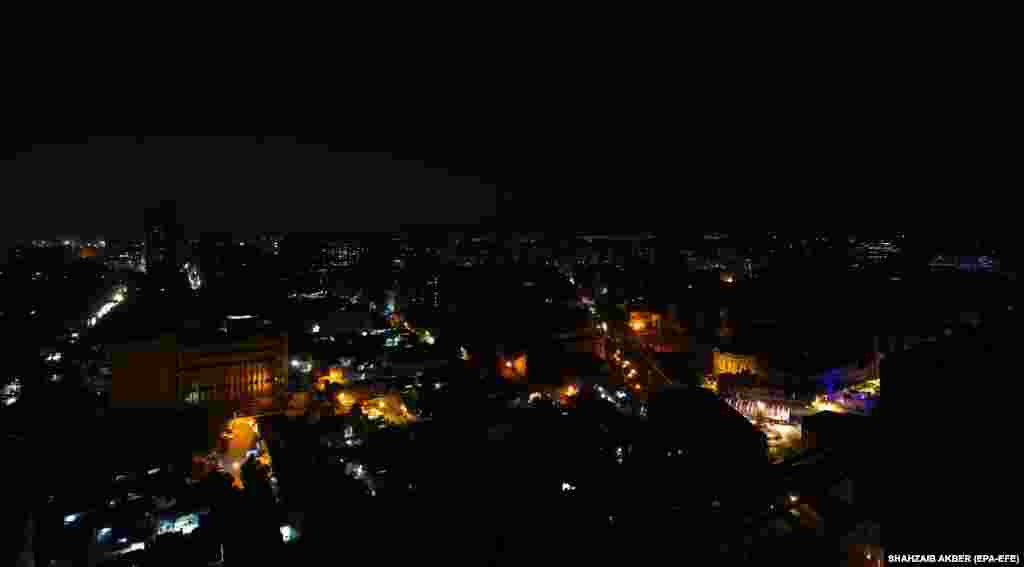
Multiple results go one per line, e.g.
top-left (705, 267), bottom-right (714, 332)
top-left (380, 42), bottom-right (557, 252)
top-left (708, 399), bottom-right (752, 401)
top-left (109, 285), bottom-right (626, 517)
top-left (110, 333), bottom-right (288, 418)
top-left (712, 348), bottom-right (760, 377)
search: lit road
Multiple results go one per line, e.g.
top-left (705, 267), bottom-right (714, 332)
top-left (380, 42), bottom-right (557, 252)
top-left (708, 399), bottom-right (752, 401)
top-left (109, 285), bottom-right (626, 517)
top-left (221, 418), bottom-right (259, 487)
top-left (600, 318), bottom-right (673, 397)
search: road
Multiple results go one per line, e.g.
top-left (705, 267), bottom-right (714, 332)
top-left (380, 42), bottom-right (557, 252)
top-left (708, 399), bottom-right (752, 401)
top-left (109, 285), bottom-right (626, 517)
top-left (597, 316), bottom-right (674, 399)
top-left (220, 418), bottom-right (259, 487)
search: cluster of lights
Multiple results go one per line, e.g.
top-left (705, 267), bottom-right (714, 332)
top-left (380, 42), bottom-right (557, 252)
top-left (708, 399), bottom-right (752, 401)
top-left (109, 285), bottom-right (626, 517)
top-left (2, 378), bottom-right (21, 406)
top-left (87, 286), bottom-right (127, 328)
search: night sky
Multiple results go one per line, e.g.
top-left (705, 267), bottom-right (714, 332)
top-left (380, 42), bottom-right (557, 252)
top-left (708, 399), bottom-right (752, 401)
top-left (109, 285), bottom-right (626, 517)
top-left (0, 137), bottom-right (498, 252)
top-left (1, 134), bottom-right (1015, 264)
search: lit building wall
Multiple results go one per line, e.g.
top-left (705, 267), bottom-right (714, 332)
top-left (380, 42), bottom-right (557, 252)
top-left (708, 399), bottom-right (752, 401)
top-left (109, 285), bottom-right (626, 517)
top-left (712, 350), bottom-right (759, 377)
top-left (628, 311), bottom-right (661, 334)
top-left (111, 334), bottom-right (288, 416)
top-left (499, 353), bottom-right (527, 381)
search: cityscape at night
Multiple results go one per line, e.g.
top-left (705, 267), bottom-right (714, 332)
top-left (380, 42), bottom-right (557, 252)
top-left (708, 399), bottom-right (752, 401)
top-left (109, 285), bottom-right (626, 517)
top-left (0, 137), bottom-right (1018, 566)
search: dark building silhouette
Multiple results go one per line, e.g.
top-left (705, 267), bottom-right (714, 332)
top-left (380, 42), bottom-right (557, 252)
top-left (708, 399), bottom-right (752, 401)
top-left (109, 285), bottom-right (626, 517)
top-left (196, 231), bottom-right (233, 292)
top-left (143, 200), bottom-right (183, 276)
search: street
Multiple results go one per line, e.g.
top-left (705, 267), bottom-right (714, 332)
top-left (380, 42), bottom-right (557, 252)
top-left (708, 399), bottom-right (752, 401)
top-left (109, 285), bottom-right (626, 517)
top-left (220, 418), bottom-right (259, 487)
top-left (599, 316), bottom-right (673, 399)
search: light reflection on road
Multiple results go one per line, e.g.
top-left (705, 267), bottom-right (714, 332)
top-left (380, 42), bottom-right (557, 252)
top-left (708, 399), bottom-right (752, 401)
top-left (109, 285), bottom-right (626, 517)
top-left (221, 418), bottom-right (259, 487)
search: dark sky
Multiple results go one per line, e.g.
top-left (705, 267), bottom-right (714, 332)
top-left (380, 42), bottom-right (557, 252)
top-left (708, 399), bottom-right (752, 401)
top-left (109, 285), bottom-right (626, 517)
top-left (0, 137), bottom-right (498, 249)
top-left (1, 134), bottom-right (1016, 262)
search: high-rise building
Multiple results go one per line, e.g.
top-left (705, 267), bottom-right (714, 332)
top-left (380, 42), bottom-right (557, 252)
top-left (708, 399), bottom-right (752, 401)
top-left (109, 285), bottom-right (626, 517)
top-left (144, 200), bottom-right (184, 275)
top-left (197, 232), bottom-right (233, 286)
top-left (321, 239), bottom-right (365, 268)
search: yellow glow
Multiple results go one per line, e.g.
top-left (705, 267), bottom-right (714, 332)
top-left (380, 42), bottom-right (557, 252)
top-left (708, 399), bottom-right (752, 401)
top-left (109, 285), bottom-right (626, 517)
top-left (566, 385), bottom-right (577, 397)
top-left (630, 321), bottom-right (645, 332)
top-left (505, 361), bottom-right (512, 368)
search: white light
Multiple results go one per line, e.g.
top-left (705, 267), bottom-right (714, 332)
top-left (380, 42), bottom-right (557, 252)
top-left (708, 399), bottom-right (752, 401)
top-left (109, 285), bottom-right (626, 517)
top-left (312, 323), bottom-right (320, 334)
top-left (561, 482), bottom-right (576, 492)
top-left (291, 359), bottom-right (300, 368)
top-left (64, 514), bottom-right (79, 524)
top-left (227, 315), bottom-right (255, 320)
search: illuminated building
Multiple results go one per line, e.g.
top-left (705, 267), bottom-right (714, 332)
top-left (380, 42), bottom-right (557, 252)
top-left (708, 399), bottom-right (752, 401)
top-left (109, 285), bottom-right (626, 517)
top-left (109, 332), bottom-right (288, 419)
top-left (78, 246), bottom-right (99, 259)
top-left (322, 239), bottom-right (365, 268)
top-left (105, 240), bottom-right (146, 272)
top-left (928, 254), bottom-right (999, 273)
top-left (426, 274), bottom-right (441, 308)
top-left (712, 349), bottom-right (759, 377)
top-left (628, 310), bottom-right (661, 334)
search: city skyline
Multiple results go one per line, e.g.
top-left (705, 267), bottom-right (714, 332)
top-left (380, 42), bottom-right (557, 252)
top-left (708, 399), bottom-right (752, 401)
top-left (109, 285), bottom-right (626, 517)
top-left (0, 137), bottom-right (499, 253)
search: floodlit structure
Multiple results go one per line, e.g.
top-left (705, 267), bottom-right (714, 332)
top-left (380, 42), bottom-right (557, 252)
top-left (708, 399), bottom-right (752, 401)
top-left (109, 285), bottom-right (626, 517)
top-left (109, 332), bottom-right (288, 418)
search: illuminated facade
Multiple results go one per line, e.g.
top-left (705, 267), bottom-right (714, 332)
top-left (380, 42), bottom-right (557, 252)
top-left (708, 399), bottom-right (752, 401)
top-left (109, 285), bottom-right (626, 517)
top-left (322, 239), bottom-right (365, 268)
top-left (712, 349), bottom-right (759, 377)
top-left (110, 333), bottom-right (288, 417)
top-left (628, 311), bottom-right (661, 334)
